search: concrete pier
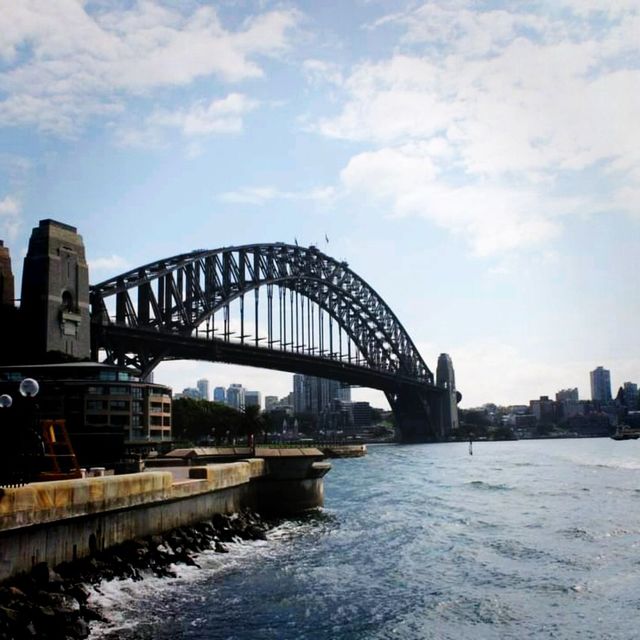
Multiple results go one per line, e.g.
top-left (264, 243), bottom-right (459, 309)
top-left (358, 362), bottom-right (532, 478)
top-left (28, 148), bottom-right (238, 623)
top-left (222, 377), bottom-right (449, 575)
top-left (0, 449), bottom-right (330, 582)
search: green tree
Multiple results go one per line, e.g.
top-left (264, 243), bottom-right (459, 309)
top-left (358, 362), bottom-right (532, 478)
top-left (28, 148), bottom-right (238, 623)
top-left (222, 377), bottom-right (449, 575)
top-left (172, 398), bottom-right (243, 443)
top-left (241, 404), bottom-right (266, 444)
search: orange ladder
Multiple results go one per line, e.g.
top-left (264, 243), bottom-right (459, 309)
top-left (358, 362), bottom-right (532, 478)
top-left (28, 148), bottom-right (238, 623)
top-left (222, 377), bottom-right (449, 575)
top-left (39, 419), bottom-right (83, 480)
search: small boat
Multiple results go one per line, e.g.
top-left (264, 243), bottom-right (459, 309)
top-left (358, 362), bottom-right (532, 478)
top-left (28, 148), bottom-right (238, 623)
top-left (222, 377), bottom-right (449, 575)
top-left (611, 425), bottom-right (640, 440)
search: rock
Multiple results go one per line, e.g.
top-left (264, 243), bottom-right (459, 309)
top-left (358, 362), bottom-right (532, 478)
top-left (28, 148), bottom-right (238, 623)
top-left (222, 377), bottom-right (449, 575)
top-left (245, 525), bottom-right (267, 541)
top-left (37, 592), bottom-right (80, 615)
top-left (66, 584), bottom-right (91, 605)
top-left (63, 617), bottom-right (90, 639)
top-left (214, 541), bottom-right (229, 554)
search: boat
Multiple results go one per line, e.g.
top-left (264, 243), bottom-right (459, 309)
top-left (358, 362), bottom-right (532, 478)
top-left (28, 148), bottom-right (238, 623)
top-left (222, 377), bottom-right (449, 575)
top-left (611, 425), bottom-right (640, 440)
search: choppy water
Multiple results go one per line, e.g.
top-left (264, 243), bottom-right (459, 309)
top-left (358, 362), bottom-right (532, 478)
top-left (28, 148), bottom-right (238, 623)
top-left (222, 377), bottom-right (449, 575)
top-left (90, 439), bottom-right (640, 639)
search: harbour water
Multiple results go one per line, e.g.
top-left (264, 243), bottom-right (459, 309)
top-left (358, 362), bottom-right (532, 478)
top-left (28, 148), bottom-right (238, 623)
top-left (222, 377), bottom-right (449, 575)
top-left (91, 439), bottom-right (640, 639)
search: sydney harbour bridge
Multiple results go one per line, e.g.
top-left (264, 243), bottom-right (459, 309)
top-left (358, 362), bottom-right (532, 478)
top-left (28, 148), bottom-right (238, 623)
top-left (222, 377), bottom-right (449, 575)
top-left (89, 242), bottom-right (460, 442)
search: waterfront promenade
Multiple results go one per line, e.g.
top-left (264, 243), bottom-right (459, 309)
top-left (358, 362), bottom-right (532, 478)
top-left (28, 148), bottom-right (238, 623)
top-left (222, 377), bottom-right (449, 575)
top-left (0, 449), bottom-right (329, 583)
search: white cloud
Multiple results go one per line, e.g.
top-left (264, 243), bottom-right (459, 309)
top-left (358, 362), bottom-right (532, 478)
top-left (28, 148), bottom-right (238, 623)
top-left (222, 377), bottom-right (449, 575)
top-left (0, 1), bottom-right (299, 134)
top-left (150, 93), bottom-right (258, 136)
top-left (340, 146), bottom-right (583, 256)
top-left (0, 195), bottom-right (21, 241)
top-left (88, 254), bottom-right (130, 273)
top-left (117, 93), bottom-right (259, 148)
top-left (219, 185), bottom-right (336, 205)
top-left (312, 2), bottom-right (640, 255)
top-left (302, 59), bottom-right (344, 87)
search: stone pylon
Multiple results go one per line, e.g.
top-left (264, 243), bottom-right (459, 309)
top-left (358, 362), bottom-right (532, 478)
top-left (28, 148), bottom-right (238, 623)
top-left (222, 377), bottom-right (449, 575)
top-left (21, 219), bottom-right (91, 360)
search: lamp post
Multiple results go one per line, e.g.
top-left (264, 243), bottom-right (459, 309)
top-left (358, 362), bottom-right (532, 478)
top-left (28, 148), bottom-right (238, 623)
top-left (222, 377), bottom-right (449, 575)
top-left (0, 378), bottom-right (41, 486)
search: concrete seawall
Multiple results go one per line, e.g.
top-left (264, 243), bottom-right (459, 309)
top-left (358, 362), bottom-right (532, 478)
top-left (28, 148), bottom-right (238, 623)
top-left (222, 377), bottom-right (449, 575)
top-left (0, 450), bottom-right (330, 582)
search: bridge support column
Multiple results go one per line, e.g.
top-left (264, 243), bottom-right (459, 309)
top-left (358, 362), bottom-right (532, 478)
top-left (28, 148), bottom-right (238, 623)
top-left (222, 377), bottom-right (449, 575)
top-left (387, 386), bottom-right (442, 443)
top-left (387, 386), bottom-right (448, 443)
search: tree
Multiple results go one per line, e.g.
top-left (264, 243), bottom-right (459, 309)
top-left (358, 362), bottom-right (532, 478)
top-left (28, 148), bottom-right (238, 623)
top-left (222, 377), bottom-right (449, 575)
top-left (172, 398), bottom-right (243, 443)
top-left (241, 404), bottom-right (266, 444)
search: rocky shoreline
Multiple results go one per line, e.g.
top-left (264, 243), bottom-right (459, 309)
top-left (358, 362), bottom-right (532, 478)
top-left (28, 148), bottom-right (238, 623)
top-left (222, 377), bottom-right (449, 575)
top-left (0, 509), bottom-right (271, 640)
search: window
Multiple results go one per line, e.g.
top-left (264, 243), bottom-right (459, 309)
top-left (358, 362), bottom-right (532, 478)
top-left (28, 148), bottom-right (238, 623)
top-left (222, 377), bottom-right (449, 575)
top-left (131, 387), bottom-right (143, 399)
top-left (132, 401), bottom-right (143, 413)
top-left (132, 415), bottom-right (141, 427)
top-left (110, 400), bottom-right (130, 411)
top-left (150, 402), bottom-right (163, 412)
top-left (150, 415), bottom-right (163, 426)
top-left (87, 386), bottom-right (104, 395)
top-left (109, 386), bottom-right (128, 395)
top-left (117, 372), bottom-right (130, 382)
top-left (86, 400), bottom-right (107, 411)
top-left (99, 371), bottom-right (117, 381)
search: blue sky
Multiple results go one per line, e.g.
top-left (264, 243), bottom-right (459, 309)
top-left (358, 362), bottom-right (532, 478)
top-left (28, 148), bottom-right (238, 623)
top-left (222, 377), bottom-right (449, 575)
top-left (1, 0), bottom-right (638, 408)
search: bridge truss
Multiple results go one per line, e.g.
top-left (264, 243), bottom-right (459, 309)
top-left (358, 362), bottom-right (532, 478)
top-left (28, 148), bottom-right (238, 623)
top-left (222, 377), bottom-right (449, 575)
top-left (90, 243), bottom-right (452, 440)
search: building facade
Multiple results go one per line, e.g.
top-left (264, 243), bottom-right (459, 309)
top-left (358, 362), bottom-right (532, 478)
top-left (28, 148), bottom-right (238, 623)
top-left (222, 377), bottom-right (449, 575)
top-left (622, 382), bottom-right (639, 410)
top-left (0, 363), bottom-right (172, 467)
top-left (213, 386), bottom-right (226, 404)
top-left (196, 378), bottom-right (210, 401)
top-left (590, 366), bottom-right (612, 403)
top-left (226, 383), bottom-right (245, 411)
top-left (244, 390), bottom-right (262, 409)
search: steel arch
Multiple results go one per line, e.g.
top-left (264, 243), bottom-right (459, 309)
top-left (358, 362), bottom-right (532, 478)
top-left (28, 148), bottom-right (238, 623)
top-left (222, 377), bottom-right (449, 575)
top-left (90, 243), bottom-right (433, 385)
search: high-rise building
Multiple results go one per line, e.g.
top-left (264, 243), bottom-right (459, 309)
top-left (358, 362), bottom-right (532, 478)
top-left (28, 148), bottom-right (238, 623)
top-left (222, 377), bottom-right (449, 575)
top-left (265, 396), bottom-right (278, 411)
top-left (196, 378), bottom-right (210, 401)
top-left (245, 390), bottom-right (261, 409)
top-left (293, 374), bottom-right (305, 414)
top-left (590, 366), bottom-right (612, 403)
top-left (292, 374), bottom-right (343, 416)
top-left (213, 386), bottom-right (226, 404)
top-left (337, 384), bottom-right (351, 402)
top-left (226, 383), bottom-right (245, 411)
top-left (622, 382), bottom-right (638, 410)
top-left (181, 387), bottom-right (201, 399)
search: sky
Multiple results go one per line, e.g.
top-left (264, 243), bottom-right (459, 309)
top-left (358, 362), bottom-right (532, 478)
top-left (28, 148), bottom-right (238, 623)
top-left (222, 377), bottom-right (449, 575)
top-left (0, 0), bottom-right (638, 409)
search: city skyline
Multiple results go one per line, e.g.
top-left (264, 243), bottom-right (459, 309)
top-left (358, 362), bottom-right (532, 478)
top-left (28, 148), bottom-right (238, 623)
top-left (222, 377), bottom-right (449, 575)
top-left (167, 363), bottom-right (637, 413)
top-left (1, 2), bottom-right (638, 407)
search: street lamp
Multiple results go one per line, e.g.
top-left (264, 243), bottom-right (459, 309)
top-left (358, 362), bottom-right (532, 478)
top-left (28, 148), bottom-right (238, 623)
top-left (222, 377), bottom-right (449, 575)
top-left (19, 378), bottom-right (40, 398)
top-left (1, 378), bottom-right (39, 486)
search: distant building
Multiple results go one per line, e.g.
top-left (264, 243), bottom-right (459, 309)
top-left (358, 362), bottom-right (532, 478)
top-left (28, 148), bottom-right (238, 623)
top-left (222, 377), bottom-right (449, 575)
top-left (265, 395), bottom-right (278, 411)
top-left (293, 374), bottom-right (305, 414)
top-left (181, 387), bottom-right (200, 399)
top-left (530, 396), bottom-right (555, 424)
top-left (213, 386), bottom-right (226, 404)
top-left (337, 384), bottom-right (351, 402)
top-left (556, 388), bottom-right (578, 402)
top-left (226, 383), bottom-right (245, 411)
top-left (352, 401), bottom-right (372, 428)
top-left (245, 390), bottom-right (261, 409)
top-left (590, 366), bottom-right (612, 403)
top-left (196, 378), bottom-right (210, 401)
top-left (622, 382), bottom-right (638, 410)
